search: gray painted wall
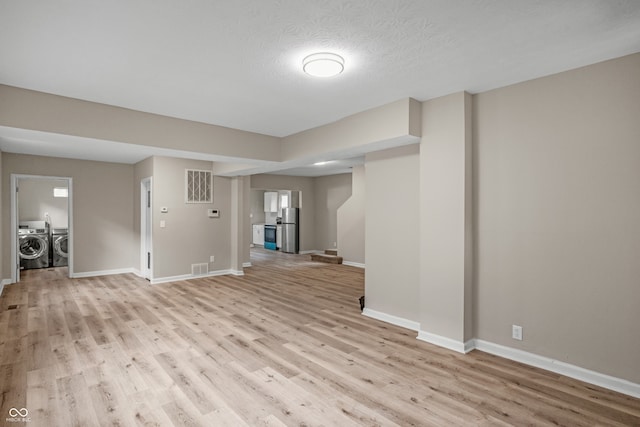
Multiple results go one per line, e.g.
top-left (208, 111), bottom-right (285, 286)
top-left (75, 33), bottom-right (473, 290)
top-left (473, 53), bottom-right (640, 383)
top-left (314, 173), bottom-right (352, 252)
top-left (365, 145), bottom-right (420, 322)
top-left (18, 178), bottom-right (69, 228)
top-left (2, 153), bottom-right (134, 275)
top-left (151, 157), bottom-right (232, 279)
top-left (249, 189), bottom-right (266, 226)
top-left (419, 92), bottom-right (473, 343)
top-left (337, 165), bottom-right (365, 265)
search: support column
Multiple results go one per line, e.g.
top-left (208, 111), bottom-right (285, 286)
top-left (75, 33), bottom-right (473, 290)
top-left (230, 176), bottom-right (245, 275)
top-left (418, 92), bottom-right (474, 353)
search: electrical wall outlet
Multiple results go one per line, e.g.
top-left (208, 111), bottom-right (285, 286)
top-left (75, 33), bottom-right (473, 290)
top-left (209, 255), bottom-right (215, 262)
top-left (512, 325), bottom-right (523, 341)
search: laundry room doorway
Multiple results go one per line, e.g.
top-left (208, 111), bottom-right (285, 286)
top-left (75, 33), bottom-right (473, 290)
top-left (10, 174), bottom-right (73, 283)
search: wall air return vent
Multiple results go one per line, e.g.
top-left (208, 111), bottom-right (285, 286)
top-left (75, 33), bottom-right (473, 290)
top-left (185, 169), bottom-right (212, 203)
top-left (191, 263), bottom-right (209, 276)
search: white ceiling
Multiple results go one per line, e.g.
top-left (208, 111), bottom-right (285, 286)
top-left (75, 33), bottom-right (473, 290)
top-left (1, 0), bottom-right (640, 174)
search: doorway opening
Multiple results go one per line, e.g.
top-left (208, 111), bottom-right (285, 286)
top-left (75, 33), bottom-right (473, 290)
top-left (11, 174), bottom-right (73, 283)
top-left (140, 177), bottom-right (153, 280)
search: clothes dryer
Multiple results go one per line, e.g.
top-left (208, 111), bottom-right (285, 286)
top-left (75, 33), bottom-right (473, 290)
top-left (19, 222), bottom-right (50, 269)
top-left (52, 228), bottom-right (69, 267)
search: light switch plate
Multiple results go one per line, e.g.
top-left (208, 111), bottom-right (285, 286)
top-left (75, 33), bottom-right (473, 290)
top-left (512, 325), bottom-right (523, 341)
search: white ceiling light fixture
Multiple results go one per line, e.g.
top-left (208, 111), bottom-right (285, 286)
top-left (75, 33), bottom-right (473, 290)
top-left (303, 53), bottom-right (344, 77)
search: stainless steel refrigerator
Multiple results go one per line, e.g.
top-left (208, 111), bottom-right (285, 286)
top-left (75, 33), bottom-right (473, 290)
top-left (281, 208), bottom-right (299, 254)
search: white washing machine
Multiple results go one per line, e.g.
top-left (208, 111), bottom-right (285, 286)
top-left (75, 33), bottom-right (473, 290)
top-left (51, 228), bottom-right (68, 267)
top-left (19, 221), bottom-right (50, 270)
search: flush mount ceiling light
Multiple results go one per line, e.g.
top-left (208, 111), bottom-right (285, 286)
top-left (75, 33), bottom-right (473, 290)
top-left (303, 53), bottom-right (344, 77)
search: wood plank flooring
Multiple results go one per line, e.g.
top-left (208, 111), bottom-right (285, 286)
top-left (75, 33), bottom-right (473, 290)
top-left (1, 249), bottom-right (638, 426)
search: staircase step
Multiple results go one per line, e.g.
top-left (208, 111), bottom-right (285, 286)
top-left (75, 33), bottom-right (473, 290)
top-left (310, 253), bottom-right (343, 264)
top-left (324, 249), bottom-right (338, 256)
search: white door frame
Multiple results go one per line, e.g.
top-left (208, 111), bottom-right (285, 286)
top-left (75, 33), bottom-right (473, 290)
top-left (140, 177), bottom-right (153, 280)
top-left (11, 174), bottom-right (73, 283)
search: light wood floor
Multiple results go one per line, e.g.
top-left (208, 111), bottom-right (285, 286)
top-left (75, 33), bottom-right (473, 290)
top-left (1, 249), bottom-right (638, 426)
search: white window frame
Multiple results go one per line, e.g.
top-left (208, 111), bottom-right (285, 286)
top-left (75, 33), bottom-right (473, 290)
top-left (53, 187), bottom-right (69, 198)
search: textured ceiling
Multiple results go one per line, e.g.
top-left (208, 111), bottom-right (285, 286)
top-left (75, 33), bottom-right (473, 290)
top-left (0, 0), bottom-right (640, 174)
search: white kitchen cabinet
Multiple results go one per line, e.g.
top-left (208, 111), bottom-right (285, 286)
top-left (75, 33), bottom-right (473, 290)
top-left (252, 224), bottom-right (264, 245)
top-left (278, 191), bottom-right (289, 214)
top-left (264, 192), bottom-right (278, 212)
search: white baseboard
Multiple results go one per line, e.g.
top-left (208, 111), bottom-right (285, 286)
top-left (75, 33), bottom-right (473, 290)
top-left (71, 268), bottom-right (135, 279)
top-left (242, 262), bottom-right (252, 268)
top-left (362, 308), bottom-right (420, 332)
top-left (299, 250), bottom-right (318, 255)
top-left (343, 261), bottom-right (365, 268)
top-left (150, 269), bottom-right (240, 284)
top-left (473, 339), bottom-right (640, 399)
top-left (417, 330), bottom-right (475, 354)
top-left (151, 274), bottom-right (191, 284)
top-left (360, 309), bottom-right (640, 399)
